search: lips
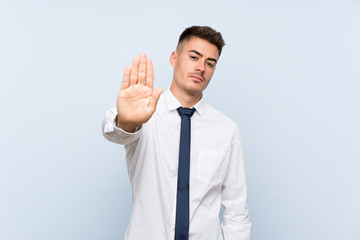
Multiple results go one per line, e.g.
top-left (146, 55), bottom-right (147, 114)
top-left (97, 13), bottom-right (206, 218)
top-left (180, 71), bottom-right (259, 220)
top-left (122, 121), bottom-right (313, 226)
top-left (189, 75), bottom-right (204, 82)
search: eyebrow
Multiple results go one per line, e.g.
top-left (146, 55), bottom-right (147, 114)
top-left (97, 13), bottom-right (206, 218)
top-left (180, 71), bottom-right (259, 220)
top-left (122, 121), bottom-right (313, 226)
top-left (188, 50), bottom-right (217, 63)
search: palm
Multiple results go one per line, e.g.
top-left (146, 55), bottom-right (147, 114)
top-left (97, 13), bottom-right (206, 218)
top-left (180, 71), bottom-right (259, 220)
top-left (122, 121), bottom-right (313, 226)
top-left (116, 53), bottom-right (162, 131)
top-left (117, 85), bottom-right (154, 123)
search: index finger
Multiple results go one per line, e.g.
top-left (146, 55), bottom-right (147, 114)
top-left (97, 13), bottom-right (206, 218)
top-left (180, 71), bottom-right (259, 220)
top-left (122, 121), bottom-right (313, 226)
top-left (145, 59), bottom-right (154, 89)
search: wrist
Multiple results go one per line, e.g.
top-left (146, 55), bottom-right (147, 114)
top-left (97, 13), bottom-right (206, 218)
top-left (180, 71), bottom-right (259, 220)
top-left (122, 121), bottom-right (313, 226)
top-left (115, 115), bottom-right (139, 133)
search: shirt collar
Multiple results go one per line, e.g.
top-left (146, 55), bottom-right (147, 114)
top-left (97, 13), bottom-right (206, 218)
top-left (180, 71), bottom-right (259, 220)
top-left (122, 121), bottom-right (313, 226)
top-left (164, 88), bottom-right (205, 116)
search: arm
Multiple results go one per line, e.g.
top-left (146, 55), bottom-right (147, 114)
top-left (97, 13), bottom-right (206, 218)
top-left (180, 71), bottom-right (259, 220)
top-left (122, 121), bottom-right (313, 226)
top-left (102, 53), bottom-right (163, 145)
top-left (102, 107), bottom-right (143, 145)
top-left (221, 127), bottom-right (251, 240)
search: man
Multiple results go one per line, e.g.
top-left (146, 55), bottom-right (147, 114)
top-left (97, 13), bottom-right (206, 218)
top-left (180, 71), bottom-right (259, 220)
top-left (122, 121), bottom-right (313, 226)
top-left (102, 26), bottom-right (251, 240)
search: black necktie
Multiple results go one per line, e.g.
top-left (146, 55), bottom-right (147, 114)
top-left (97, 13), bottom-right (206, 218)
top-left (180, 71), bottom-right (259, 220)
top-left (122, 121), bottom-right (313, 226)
top-left (175, 107), bottom-right (196, 240)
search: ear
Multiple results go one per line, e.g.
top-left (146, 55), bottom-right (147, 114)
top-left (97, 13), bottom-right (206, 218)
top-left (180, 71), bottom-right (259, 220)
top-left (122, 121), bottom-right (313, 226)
top-left (169, 51), bottom-right (177, 68)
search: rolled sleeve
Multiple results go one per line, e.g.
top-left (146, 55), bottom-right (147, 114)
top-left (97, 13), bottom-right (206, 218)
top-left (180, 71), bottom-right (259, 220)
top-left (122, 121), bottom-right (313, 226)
top-left (102, 107), bottom-right (142, 145)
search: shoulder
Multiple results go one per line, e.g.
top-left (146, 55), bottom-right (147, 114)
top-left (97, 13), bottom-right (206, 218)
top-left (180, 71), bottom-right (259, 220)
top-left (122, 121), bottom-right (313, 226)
top-left (200, 103), bottom-right (242, 143)
top-left (203, 103), bottom-right (239, 130)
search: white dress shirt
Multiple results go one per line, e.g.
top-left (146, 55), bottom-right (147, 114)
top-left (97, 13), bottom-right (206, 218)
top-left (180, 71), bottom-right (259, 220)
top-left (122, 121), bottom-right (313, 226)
top-left (102, 89), bottom-right (251, 240)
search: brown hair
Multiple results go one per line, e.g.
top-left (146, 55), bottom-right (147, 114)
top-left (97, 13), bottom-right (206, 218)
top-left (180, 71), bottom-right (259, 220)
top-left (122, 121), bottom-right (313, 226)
top-left (177, 26), bottom-right (225, 56)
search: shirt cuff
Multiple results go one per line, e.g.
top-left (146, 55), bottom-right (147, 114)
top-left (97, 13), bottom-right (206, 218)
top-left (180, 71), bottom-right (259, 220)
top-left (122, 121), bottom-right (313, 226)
top-left (113, 117), bottom-right (143, 135)
top-left (102, 107), bottom-right (142, 145)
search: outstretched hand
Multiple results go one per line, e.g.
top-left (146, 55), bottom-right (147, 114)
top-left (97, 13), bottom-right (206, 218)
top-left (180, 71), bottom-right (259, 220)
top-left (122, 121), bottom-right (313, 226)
top-left (116, 53), bottom-right (163, 132)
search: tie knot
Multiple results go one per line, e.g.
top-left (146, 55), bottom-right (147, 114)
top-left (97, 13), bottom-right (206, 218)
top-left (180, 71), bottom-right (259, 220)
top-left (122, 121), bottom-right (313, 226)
top-left (177, 107), bottom-right (196, 118)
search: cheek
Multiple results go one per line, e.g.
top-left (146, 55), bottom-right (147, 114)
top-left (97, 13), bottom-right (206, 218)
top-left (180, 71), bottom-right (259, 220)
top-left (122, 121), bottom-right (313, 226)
top-left (206, 70), bottom-right (214, 79)
top-left (182, 59), bottom-right (195, 70)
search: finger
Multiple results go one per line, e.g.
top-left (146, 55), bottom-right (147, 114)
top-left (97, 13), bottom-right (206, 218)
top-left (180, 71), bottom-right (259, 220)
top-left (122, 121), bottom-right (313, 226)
top-left (138, 53), bottom-right (147, 85)
top-left (120, 66), bottom-right (131, 89)
top-left (149, 87), bottom-right (163, 112)
top-left (145, 59), bottom-right (154, 89)
top-left (130, 56), bottom-right (140, 85)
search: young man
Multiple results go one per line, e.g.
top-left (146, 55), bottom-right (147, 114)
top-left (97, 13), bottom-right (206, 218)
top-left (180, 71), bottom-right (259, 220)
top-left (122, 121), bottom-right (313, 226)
top-left (102, 26), bottom-right (251, 240)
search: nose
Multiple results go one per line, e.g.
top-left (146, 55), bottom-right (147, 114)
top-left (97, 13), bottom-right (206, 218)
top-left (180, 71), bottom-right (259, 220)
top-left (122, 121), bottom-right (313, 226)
top-left (195, 61), bottom-right (205, 73)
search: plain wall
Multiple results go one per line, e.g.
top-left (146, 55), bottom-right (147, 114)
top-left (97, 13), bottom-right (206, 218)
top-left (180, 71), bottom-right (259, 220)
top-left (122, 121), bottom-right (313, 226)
top-left (1, 0), bottom-right (359, 239)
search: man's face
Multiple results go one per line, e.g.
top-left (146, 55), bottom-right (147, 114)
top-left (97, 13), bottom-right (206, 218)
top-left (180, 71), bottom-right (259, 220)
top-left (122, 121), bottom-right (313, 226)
top-left (170, 37), bottom-right (219, 97)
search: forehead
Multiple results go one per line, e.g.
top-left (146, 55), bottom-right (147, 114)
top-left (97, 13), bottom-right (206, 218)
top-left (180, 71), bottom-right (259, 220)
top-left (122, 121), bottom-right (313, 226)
top-left (179, 37), bottom-right (219, 59)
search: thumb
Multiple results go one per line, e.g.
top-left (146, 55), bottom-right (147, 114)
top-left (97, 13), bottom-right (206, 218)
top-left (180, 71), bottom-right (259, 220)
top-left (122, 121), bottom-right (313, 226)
top-left (149, 87), bottom-right (163, 112)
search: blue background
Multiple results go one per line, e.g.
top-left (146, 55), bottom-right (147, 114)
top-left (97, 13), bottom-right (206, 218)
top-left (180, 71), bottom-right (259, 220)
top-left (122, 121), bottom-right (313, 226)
top-left (1, 0), bottom-right (359, 239)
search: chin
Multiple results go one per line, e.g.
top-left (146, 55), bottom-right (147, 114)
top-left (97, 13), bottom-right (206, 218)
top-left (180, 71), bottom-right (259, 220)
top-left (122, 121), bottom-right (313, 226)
top-left (184, 85), bottom-right (206, 96)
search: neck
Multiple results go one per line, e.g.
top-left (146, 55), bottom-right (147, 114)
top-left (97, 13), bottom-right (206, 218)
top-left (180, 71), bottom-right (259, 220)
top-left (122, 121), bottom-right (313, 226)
top-left (170, 85), bottom-right (202, 108)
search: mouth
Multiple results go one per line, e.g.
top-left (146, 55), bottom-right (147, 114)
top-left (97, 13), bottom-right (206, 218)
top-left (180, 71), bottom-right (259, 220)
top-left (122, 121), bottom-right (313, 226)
top-left (189, 75), bottom-right (204, 82)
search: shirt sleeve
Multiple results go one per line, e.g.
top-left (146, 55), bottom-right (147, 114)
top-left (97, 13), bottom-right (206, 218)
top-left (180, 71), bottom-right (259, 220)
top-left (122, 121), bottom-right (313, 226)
top-left (102, 107), bottom-right (142, 145)
top-left (221, 126), bottom-right (251, 240)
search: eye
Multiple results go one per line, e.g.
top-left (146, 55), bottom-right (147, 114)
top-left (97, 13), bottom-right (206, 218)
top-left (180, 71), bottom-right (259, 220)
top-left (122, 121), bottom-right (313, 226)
top-left (190, 55), bottom-right (198, 60)
top-left (206, 62), bottom-right (215, 68)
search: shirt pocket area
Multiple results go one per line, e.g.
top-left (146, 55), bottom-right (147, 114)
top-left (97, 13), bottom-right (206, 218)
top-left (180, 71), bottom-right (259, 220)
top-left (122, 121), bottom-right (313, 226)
top-left (196, 148), bottom-right (228, 185)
